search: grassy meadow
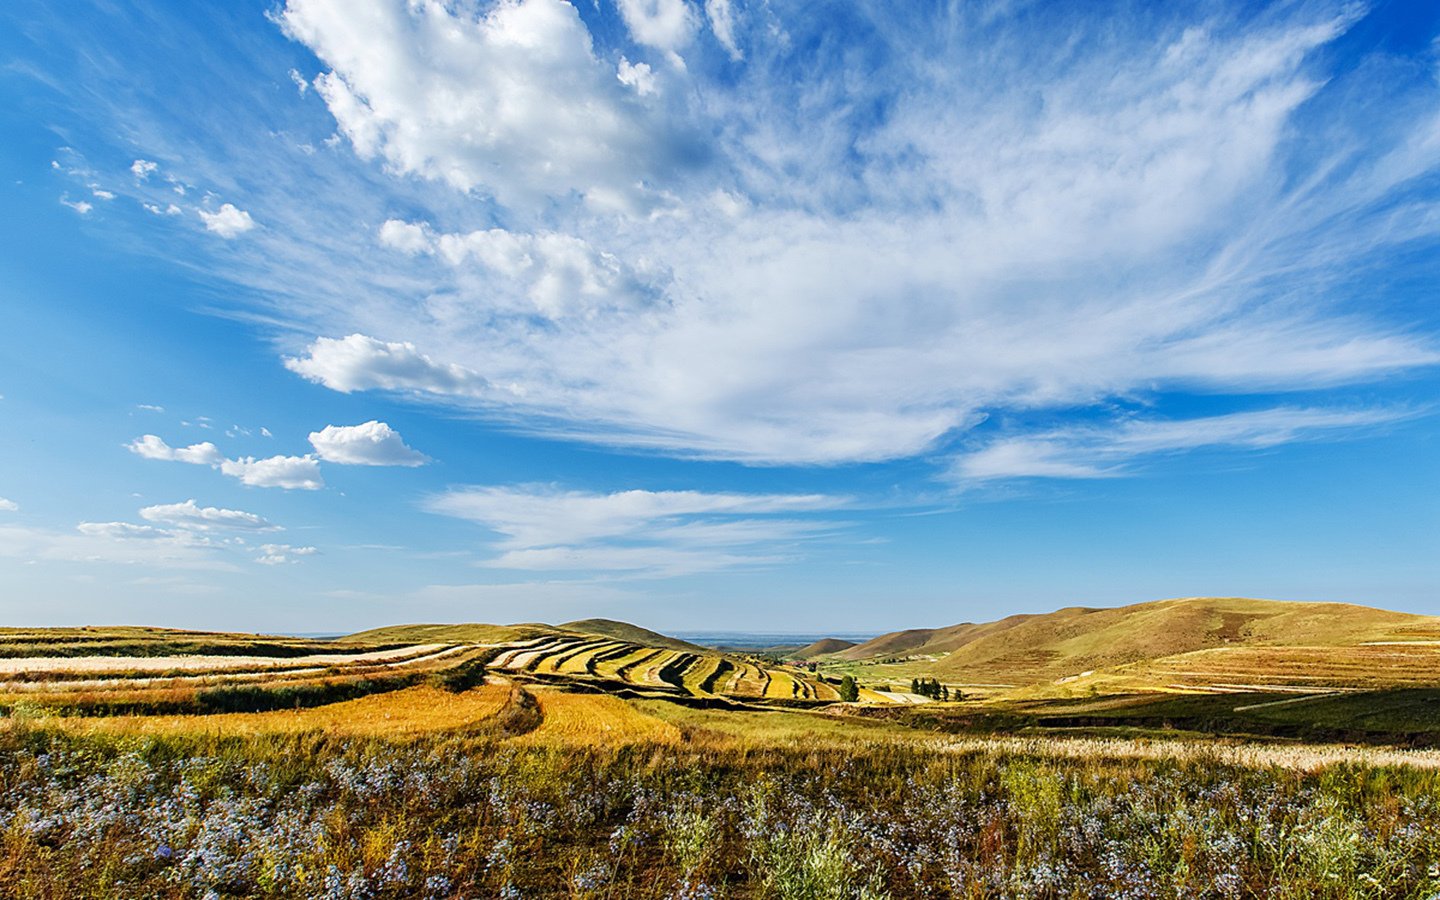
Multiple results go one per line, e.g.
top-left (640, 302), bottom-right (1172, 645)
top-left (4, 609), bottom-right (1440, 897)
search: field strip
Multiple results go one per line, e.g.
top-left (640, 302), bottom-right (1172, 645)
top-left (942, 735), bottom-right (1440, 771)
top-left (0, 643), bottom-right (451, 675)
top-left (45, 682), bottom-right (514, 737)
top-left (514, 689), bottom-right (682, 746)
top-left (873, 691), bottom-right (929, 704)
top-left (0, 645), bottom-right (473, 694)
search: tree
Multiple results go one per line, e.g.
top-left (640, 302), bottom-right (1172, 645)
top-left (839, 675), bottom-right (859, 702)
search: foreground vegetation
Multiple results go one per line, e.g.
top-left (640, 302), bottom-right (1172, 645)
top-left (5, 717), bottom-right (1440, 899)
top-left (6, 608), bottom-right (1440, 897)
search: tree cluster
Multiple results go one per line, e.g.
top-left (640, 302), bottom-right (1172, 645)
top-left (910, 677), bottom-right (952, 701)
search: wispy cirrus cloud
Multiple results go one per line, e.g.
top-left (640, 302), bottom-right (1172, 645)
top-left (426, 485), bottom-right (847, 577)
top-left (951, 406), bottom-right (1417, 482)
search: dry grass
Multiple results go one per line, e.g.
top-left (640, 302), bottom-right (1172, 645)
top-left (0, 643), bottom-right (450, 676)
top-left (515, 688), bottom-right (681, 746)
top-left (35, 682), bottom-right (514, 737)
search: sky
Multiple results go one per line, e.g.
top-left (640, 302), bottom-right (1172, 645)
top-left (1, 0), bottom-right (1438, 634)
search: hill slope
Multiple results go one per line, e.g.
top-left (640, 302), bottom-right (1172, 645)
top-left (559, 619), bottom-right (703, 652)
top-left (344, 622), bottom-right (561, 644)
top-left (848, 597), bottom-right (1440, 685)
top-left (791, 638), bottom-right (857, 658)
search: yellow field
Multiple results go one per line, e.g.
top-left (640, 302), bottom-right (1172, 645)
top-left (45, 682), bottom-right (514, 737)
top-left (515, 689), bottom-right (681, 746)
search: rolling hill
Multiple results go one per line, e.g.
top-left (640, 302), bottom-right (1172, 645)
top-left (559, 619), bottom-right (703, 652)
top-left (842, 597), bottom-right (1440, 686)
top-left (791, 638), bottom-right (857, 658)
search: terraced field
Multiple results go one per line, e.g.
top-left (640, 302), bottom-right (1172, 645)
top-left (484, 633), bottom-right (849, 705)
top-left (0, 625), bottom-right (892, 745)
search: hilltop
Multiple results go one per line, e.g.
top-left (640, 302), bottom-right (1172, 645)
top-left (559, 619), bottom-right (703, 652)
top-left (790, 638), bottom-right (857, 658)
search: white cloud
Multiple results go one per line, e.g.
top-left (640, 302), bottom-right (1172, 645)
top-left (616, 0), bottom-right (698, 61)
top-left (376, 218), bottom-right (430, 255)
top-left (60, 196), bottom-right (92, 215)
top-left (198, 203), bottom-right (255, 237)
top-left (284, 333), bottom-right (490, 396)
top-left (143, 202), bottom-right (182, 216)
top-left (129, 434), bottom-right (323, 490)
top-left (139, 499), bottom-right (279, 531)
top-left (77, 521), bottom-right (173, 540)
top-left (265, 4), bottom-right (1439, 466)
top-left (136, 404), bottom-right (165, 412)
top-left (287, 67), bottom-right (310, 94)
top-left (218, 455), bottom-right (323, 490)
top-left (256, 543), bottom-right (318, 565)
top-left (951, 407), bottom-right (1414, 482)
top-left (427, 485), bottom-right (844, 577)
top-left (131, 159), bottom-right (158, 179)
top-left (128, 434), bottom-right (224, 465)
top-left (617, 57), bottom-right (657, 97)
top-left (91, 188), bottom-right (115, 200)
top-left (0, 498), bottom-right (18, 512)
top-left (280, 0), bottom-right (688, 212)
top-left (0, 524), bottom-right (235, 571)
top-left (379, 220), bottom-right (657, 319)
top-left (308, 420), bottom-right (428, 466)
top-left (704, 0), bottom-right (740, 59)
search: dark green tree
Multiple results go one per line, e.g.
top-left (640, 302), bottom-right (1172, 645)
top-left (839, 674), bottom-right (859, 702)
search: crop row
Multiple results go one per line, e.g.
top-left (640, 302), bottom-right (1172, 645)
top-left (486, 636), bottom-right (844, 705)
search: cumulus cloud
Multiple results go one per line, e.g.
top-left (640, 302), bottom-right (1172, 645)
top-left (284, 334), bottom-right (490, 397)
top-left (256, 543), bottom-right (318, 565)
top-left (139, 499), bottom-right (279, 531)
top-left (130, 434), bottom-right (323, 489)
top-left (617, 57), bottom-right (657, 96)
top-left (0, 498), bottom-right (18, 512)
top-left (128, 434), bottom-right (224, 465)
top-left (951, 407), bottom-right (1415, 482)
top-left (198, 203), bottom-right (255, 237)
top-left (279, 0), bottom-right (693, 211)
top-left (616, 0), bottom-right (699, 60)
top-left (427, 485), bottom-right (845, 576)
top-left (308, 420), bottom-right (428, 466)
top-left (60, 196), bottom-right (92, 215)
top-left (218, 455), bottom-right (323, 490)
top-left (130, 159), bottom-right (158, 179)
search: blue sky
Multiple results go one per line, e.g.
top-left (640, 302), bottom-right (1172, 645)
top-left (1, 0), bottom-right (1437, 633)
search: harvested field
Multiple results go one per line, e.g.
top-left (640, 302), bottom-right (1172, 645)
top-left (0, 643), bottom-right (451, 676)
top-left (515, 688), bottom-right (681, 745)
top-left (49, 682), bottom-right (515, 737)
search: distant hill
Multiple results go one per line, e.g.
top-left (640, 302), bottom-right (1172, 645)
top-left (791, 638), bottom-right (857, 658)
top-left (560, 619), bottom-right (703, 652)
top-left (845, 597), bottom-right (1440, 685)
top-left (344, 622), bottom-right (562, 644)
